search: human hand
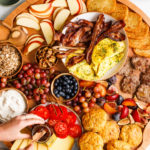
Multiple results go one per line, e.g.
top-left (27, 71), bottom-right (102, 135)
top-left (0, 114), bottom-right (45, 141)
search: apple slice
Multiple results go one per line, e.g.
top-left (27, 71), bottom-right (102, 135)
top-left (54, 8), bottom-right (70, 31)
top-left (16, 13), bottom-right (39, 23)
top-left (67, 0), bottom-right (80, 15)
top-left (30, 3), bottom-right (51, 13)
top-left (40, 19), bottom-right (54, 44)
top-left (26, 34), bottom-right (42, 44)
top-left (80, 0), bottom-right (87, 14)
top-left (44, 0), bottom-right (52, 3)
top-left (23, 41), bottom-right (43, 55)
top-left (53, 7), bottom-right (62, 20)
top-left (16, 17), bottom-right (40, 30)
top-left (52, 0), bottom-right (67, 7)
top-left (29, 5), bottom-right (54, 18)
top-left (28, 36), bottom-right (44, 44)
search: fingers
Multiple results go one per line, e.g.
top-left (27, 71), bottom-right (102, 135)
top-left (18, 133), bottom-right (31, 140)
top-left (19, 114), bottom-right (44, 121)
top-left (20, 118), bottom-right (45, 129)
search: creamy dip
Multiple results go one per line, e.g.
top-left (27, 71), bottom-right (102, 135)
top-left (0, 89), bottom-right (26, 121)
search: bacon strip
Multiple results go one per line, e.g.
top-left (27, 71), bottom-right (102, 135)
top-left (85, 14), bottom-right (104, 64)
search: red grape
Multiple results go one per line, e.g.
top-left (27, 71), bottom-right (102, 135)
top-left (40, 72), bottom-right (46, 78)
top-left (30, 67), bottom-right (34, 72)
top-left (41, 94), bottom-right (47, 99)
top-left (41, 99), bottom-right (47, 104)
top-left (79, 96), bottom-right (86, 103)
top-left (0, 83), bottom-right (6, 88)
top-left (89, 102), bottom-right (95, 108)
top-left (22, 65), bottom-right (28, 71)
top-left (26, 63), bottom-right (32, 68)
top-left (28, 91), bottom-right (33, 96)
top-left (94, 87), bottom-right (100, 93)
top-left (27, 84), bottom-right (33, 89)
top-left (44, 88), bottom-right (49, 93)
top-left (1, 77), bottom-right (7, 83)
top-left (27, 95), bottom-right (32, 99)
top-left (15, 83), bottom-right (22, 89)
top-left (39, 89), bottom-right (44, 95)
top-left (74, 97), bottom-right (79, 102)
top-left (27, 69), bottom-right (33, 76)
top-left (35, 68), bottom-right (40, 73)
top-left (18, 74), bottom-right (23, 79)
top-left (35, 73), bottom-right (40, 79)
top-left (33, 88), bottom-right (39, 95)
top-left (24, 90), bottom-right (29, 96)
top-left (41, 79), bottom-right (47, 85)
top-left (13, 80), bottom-right (19, 85)
top-left (23, 73), bottom-right (28, 78)
top-left (20, 87), bottom-right (25, 92)
top-left (34, 95), bottom-right (40, 101)
top-left (21, 78), bottom-right (27, 85)
top-left (74, 106), bottom-right (81, 112)
top-left (50, 68), bottom-right (55, 74)
top-left (83, 107), bottom-right (90, 113)
top-left (82, 102), bottom-right (88, 108)
top-left (26, 76), bottom-right (31, 83)
top-left (91, 97), bottom-right (96, 103)
top-left (85, 90), bottom-right (91, 98)
top-left (45, 82), bottom-right (50, 88)
top-left (33, 64), bottom-right (38, 69)
top-left (31, 78), bottom-right (36, 85)
top-left (95, 93), bottom-right (101, 98)
top-left (36, 79), bottom-right (41, 86)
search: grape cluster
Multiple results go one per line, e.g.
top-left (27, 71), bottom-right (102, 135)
top-left (8, 63), bottom-right (52, 104)
top-left (65, 83), bottom-right (106, 113)
top-left (0, 77), bottom-right (7, 88)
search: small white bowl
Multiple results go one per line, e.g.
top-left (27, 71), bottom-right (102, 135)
top-left (61, 12), bottom-right (129, 81)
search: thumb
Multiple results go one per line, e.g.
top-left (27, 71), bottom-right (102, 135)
top-left (18, 133), bottom-right (31, 140)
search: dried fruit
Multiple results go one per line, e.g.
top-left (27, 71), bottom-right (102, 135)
top-left (103, 103), bottom-right (117, 114)
top-left (118, 118), bottom-right (130, 125)
top-left (132, 109), bottom-right (141, 122)
top-left (106, 94), bottom-right (119, 101)
top-left (120, 106), bottom-right (129, 119)
top-left (116, 95), bottom-right (124, 105)
top-left (79, 80), bottom-right (95, 87)
top-left (128, 114), bottom-right (135, 124)
top-left (112, 112), bottom-right (121, 121)
top-left (122, 99), bottom-right (137, 107)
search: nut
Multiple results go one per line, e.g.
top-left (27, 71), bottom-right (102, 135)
top-left (134, 96), bottom-right (148, 110)
top-left (128, 114), bottom-right (135, 124)
top-left (118, 118), bottom-right (130, 126)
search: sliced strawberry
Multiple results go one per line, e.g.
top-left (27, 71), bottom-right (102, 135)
top-left (122, 99), bottom-right (137, 107)
top-left (132, 109), bottom-right (141, 122)
top-left (120, 106), bottom-right (129, 119)
top-left (103, 103), bottom-right (117, 114)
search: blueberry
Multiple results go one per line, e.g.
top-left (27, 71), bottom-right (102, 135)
top-left (63, 81), bottom-right (67, 85)
top-left (69, 76), bottom-right (73, 80)
top-left (112, 112), bottom-right (121, 121)
top-left (57, 86), bottom-right (62, 91)
top-left (70, 85), bottom-right (74, 89)
top-left (55, 79), bottom-right (59, 84)
top-left (72, 78), bottom-right (76, 82)
top-left (116, 95), bottom-right (124, 105)
top-left (66, 95), bottom-right (70, 99)
top-left (54, 89), bottom-right (58, 95)
top-left (54, 82), bottom-right (58, 87)
top-left (66, 84), bottom-right (70, 88)
top-left (74, 90), bottom-right (78, 94)
top-left (71, 93), bottom-right (75, 97)
top-left (59, 92), bottom-right (65, 97)
top-left (55, 93), bottom-right (60, 98)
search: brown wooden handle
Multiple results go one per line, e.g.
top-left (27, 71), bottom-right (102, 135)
top-left (118, 0), bottom-right (150, 26)
top-left (2, 0), bottom-right (39, 29)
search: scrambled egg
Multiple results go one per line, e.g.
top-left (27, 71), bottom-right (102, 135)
top-left (67, 38), bottom-right (126, 81)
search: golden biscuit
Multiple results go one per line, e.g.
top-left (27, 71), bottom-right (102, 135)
top-left (87, 0), bottom-right (116, 14)
top-left (100, 121), bottom-right (120, 143)
top-left (133, 49), bottom-right (150, 58)
top-left (125, 10), bottom-right (142, 32)
top-left (129, 32), bottom-right (150, 49)
top-left (110, 3), bottom-right (129, 21)
top-left (107, 140), bottom-right (131, 150)
top-left (82, 108), bottom-right (108, 132)
top-left (127, 22), bottom-right (149, 40)
top-left (79, 132), bottom-right (104, 150)
top-left (120, 124), bottom-right (142, 147)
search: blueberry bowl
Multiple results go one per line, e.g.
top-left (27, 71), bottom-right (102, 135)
top-left (51, 73), bottom-right (79, 102)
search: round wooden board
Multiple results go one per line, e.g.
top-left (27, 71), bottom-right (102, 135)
top-left (0, 0), bottom-right (150, 149)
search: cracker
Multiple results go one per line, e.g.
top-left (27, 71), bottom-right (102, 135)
top-left (110, 3), bottom-right (128, 20)
top-left (87, 0), bottom-right (116, 14)
top-left (125, 10), bottom-right (142, 32)
top-left (127, 22), bottom-right (149, 40)
top-left (129, 32), bottom-right (150, 49)
top-left (133, 49), bottom-right (150, 58)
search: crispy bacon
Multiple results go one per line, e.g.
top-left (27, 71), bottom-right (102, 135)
top-left (85, 14), bottom-right (104, 64)
top-left (77, 19), bottom-right (94, 28)
top-left (66, 54), bottom-right (85, 67)
top-left (106, 32), bottom-right (126, 41)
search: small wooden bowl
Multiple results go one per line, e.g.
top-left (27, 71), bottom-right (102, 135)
top-left (35, 45), bottom-right (58, 70)
top-left (0, 88), bottom-right (29, 122)
top-left (51, 73), bottom-right (79, 102)
top-left (0, 43), bottom-right (23, 78)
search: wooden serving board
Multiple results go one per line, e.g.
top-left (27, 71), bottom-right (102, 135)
top-left (0, 0), bottom-right (150, 149)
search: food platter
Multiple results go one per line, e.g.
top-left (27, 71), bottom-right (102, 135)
top-left (0, 0), bottom-right (150, 150)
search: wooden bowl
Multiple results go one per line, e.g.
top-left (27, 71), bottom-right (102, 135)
top-left (0, 43), bottom-right (23, 78)
top-left (0, 87), bottom-right (29, 123)
top-left (35, 45), bottom-right (58, 70)
top-left (51, 73), bottom-right (79, 102)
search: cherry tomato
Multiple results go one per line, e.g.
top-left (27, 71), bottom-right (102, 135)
top-left (69, 124), bottom-right (82, 138)
top-left (35, 106), bottom-right (50, 120)
top-left (54, 121), bottom-right (68, 139)
top-left (65, 112), bottom-right (77, 125)
top-left (48, 119), bottom-right (59, 127)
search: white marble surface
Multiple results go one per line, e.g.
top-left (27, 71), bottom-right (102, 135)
top-left (0, 0), bottom-right (150, 150)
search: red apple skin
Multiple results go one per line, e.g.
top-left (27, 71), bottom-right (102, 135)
top-left (132, 109), bottom-right (141, 122)
top-left (42, 20), bottom-right (54, 31)
top-left (120, 106), bottom-right (129, 119)
top-left (23, 41), bottom-right (42, 55)
top-left (27, 36), bottom-right (43, 44)
top-left (30, 3), bottom-right (51, 14)
top-left (76, 0), bottom-right (81, 14)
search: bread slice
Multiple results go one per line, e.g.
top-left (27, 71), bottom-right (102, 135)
top-left (110, 3), bottom-right (128, 20)
top-left (127, 22), bottom-right (149, 40)
top-left (87, 0), bottom-right (116, 14)
top-left (125, 10), bottom-right (142, 32)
